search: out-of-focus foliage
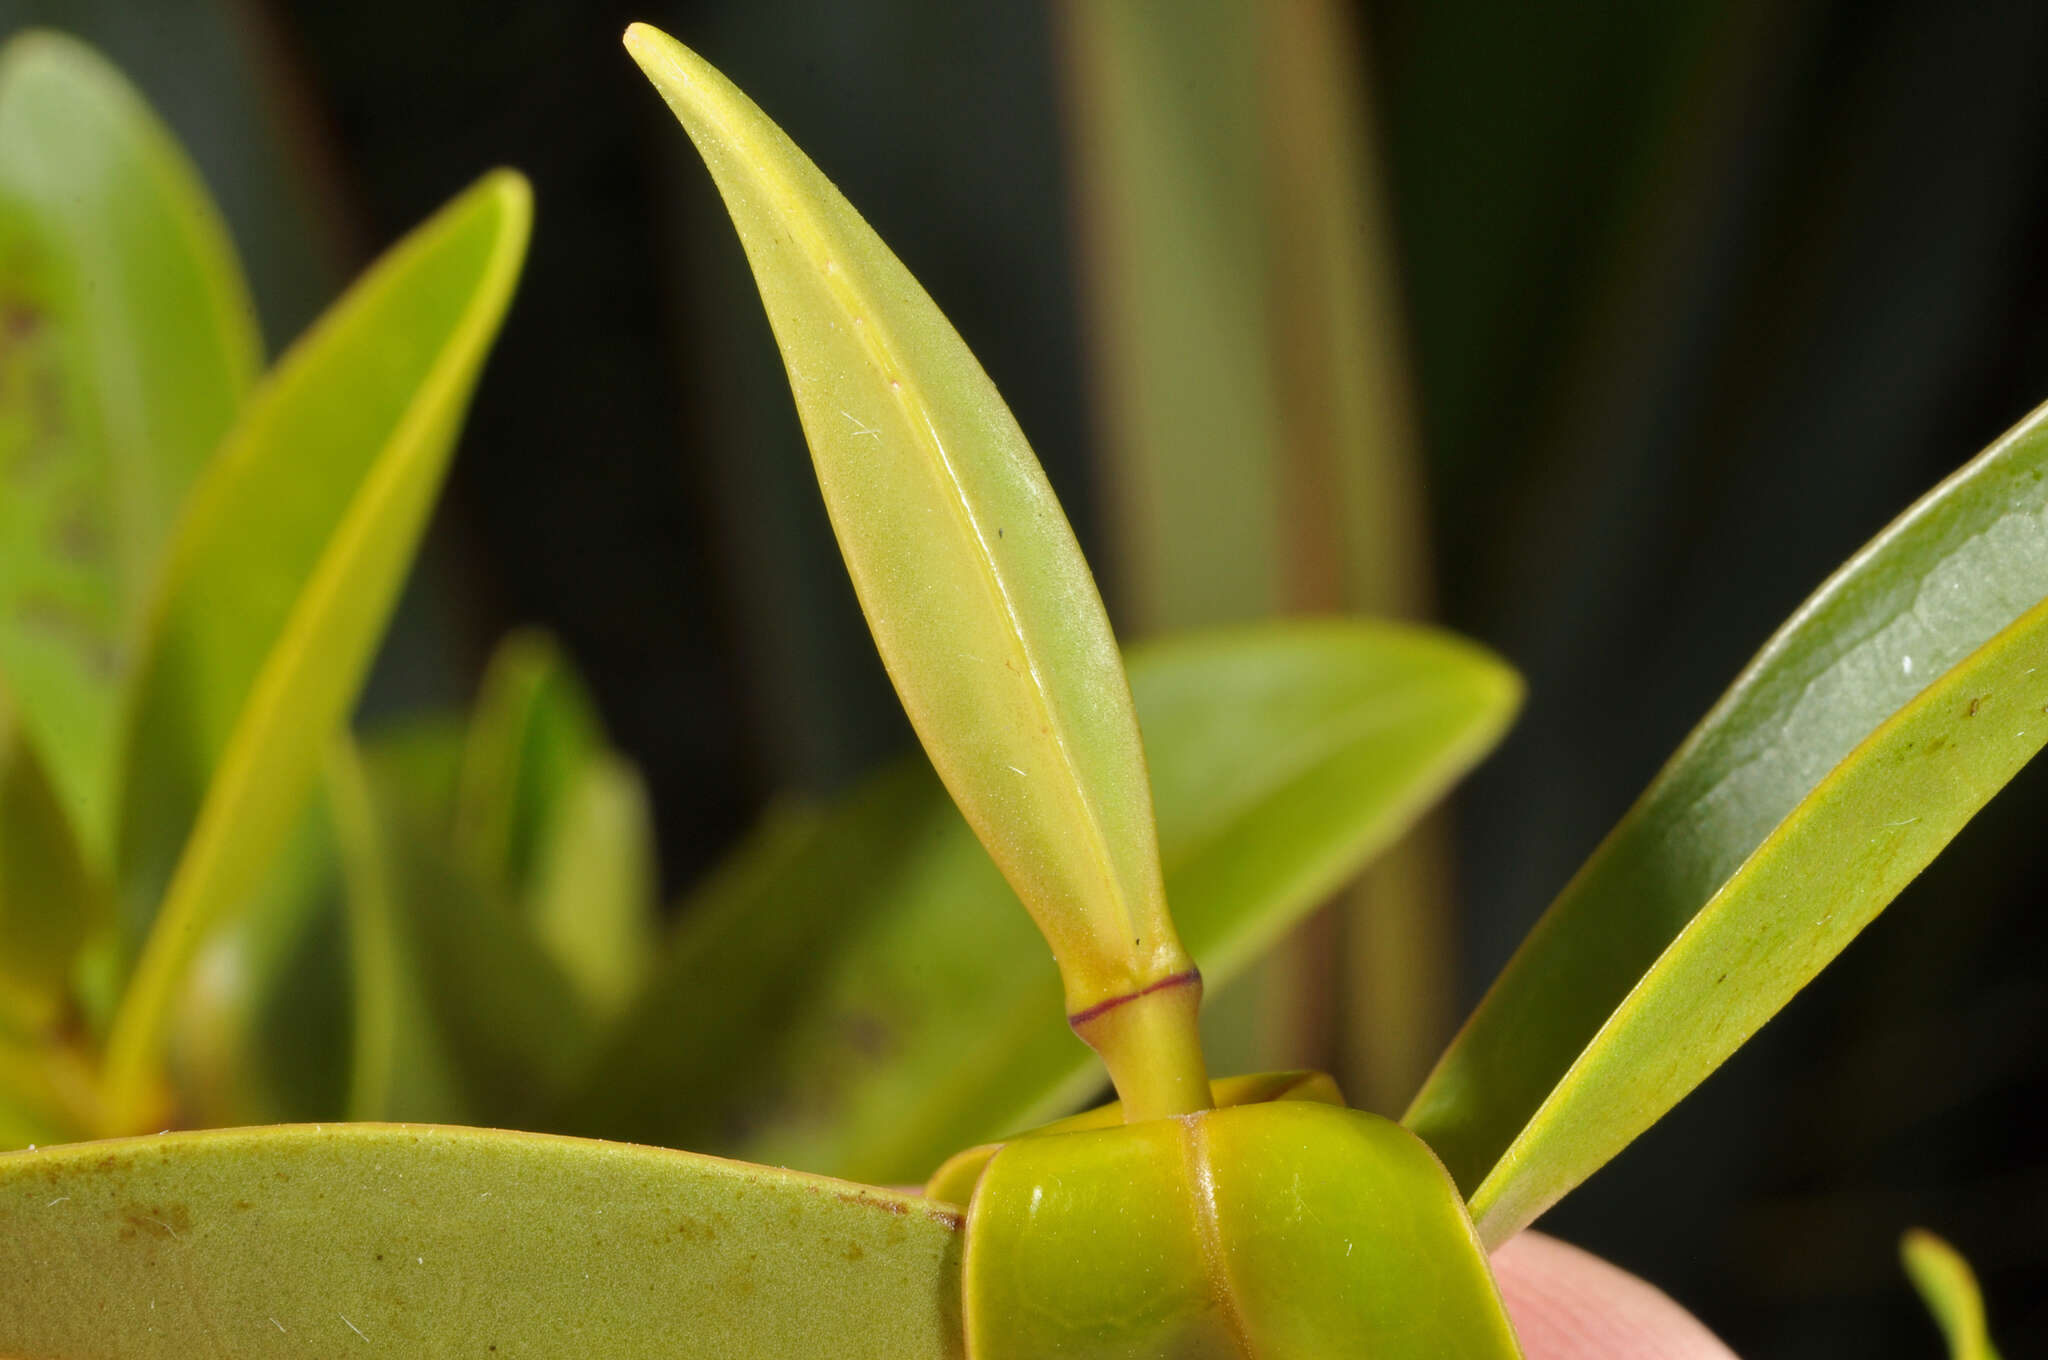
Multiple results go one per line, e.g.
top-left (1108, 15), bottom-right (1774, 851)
top-left (0, 29), bottom-right (531, 1141)
top-left (1056, 0), bottom-right (1455, 1112)
top-left (1902, 1230), bottom-right (2004, 1360)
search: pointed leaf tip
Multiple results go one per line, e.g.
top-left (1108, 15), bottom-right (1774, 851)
top-left (101, 168), bottom-right (532, 1130)
top-left (623, 24), bottom-right (1190, 1025)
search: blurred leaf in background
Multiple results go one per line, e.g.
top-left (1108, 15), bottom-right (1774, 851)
top-left (0, 22), bottom-right (535, 1144)
top-left (98, 168), bottom-right (531, 1128)
top-left (1056, 0), bottom-right (1451, 1111)
top-left (0, 29), bottom-right (259, 868)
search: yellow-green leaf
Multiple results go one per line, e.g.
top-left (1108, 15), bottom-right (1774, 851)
top-left (0, 32), bottom-right (260, 859)
top-left (626, 25), bottom-right (1182, 1022)
top-left (0, 1124), bottom-right (965, 1359)
top-left (1902, 1229), bottom-right (2004, 1360)
top-left (1408, 401), bottom-right (2048, 1246)
top-left (963, 1102), bottom-right (1520, 1358)
top-left (100, 170), bottom-right (531, 1131)
top-left (568, 620), bottom-right (1516, 1183)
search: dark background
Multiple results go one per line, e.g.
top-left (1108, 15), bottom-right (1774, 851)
top-left (2, 1), bottom-right (2044, 1354)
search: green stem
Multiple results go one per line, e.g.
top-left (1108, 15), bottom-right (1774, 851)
top-left (1069, 969), bottom-right (1213, 1121)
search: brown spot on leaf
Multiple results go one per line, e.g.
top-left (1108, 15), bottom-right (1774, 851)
top-left (120, 1202), bottom-right (191, 1240)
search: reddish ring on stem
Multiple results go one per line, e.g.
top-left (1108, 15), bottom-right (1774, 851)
top-left (1068, 968), bottom-right (1212, 1122)
top-left (1066, 967), bottom-right (1203, 1030)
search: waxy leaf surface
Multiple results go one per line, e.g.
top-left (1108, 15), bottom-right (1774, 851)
top-left (925, 1070), bottom-right (1344, 1206)
top-left (571, 621), bottom-right (1516, 1184)
top-left (0, 1124), bottom-right (965, 1359)
top-left (100, 171), bottom-right (530, 1130)
top-left (0, 32), bottom-right (260, 859)
top-left (1408, 401), bottom-right (2048, 1245)
top-left (626, 25), bottom-right (1180, 1015)
top-left (964, 1103), bottom-right (1520, 1359)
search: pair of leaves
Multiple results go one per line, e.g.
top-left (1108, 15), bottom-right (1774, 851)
top-left (1407, 403), bottom-right (2048, 1245)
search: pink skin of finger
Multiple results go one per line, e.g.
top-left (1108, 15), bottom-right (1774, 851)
top-left (1493, 1233), bottom-right (1741, 1360)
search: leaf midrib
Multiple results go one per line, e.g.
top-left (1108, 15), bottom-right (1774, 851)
top-left (672, 54), bottom-right (1139, 960)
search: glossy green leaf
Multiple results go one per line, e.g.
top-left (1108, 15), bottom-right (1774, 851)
top-left (0, 703), bottom-right (100, 1032)
top-left (100, 171), bottom-right (532, 1131)
top-left (964, 1102), bottom-right (1520, 1358)
top-left (0, 1123), bottom-right (966, 1359)
top-left (1902, 1229), bottom-right (2003, 1360)
top-left (569, 620), bottom-right (1516, 1183)
top-left (0, 32), bottom-right (260, 859)
top-left (627, 26), bottom-right (1184, 1026)
top-left (452, 627), bottom-right (603, 903)
top-left (529, 751), bottom-right (658, 1019)
top-left (340, 720), bottom-right (594, 1126)
top-left (1407, 402), bottom-right (2048, 1246)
